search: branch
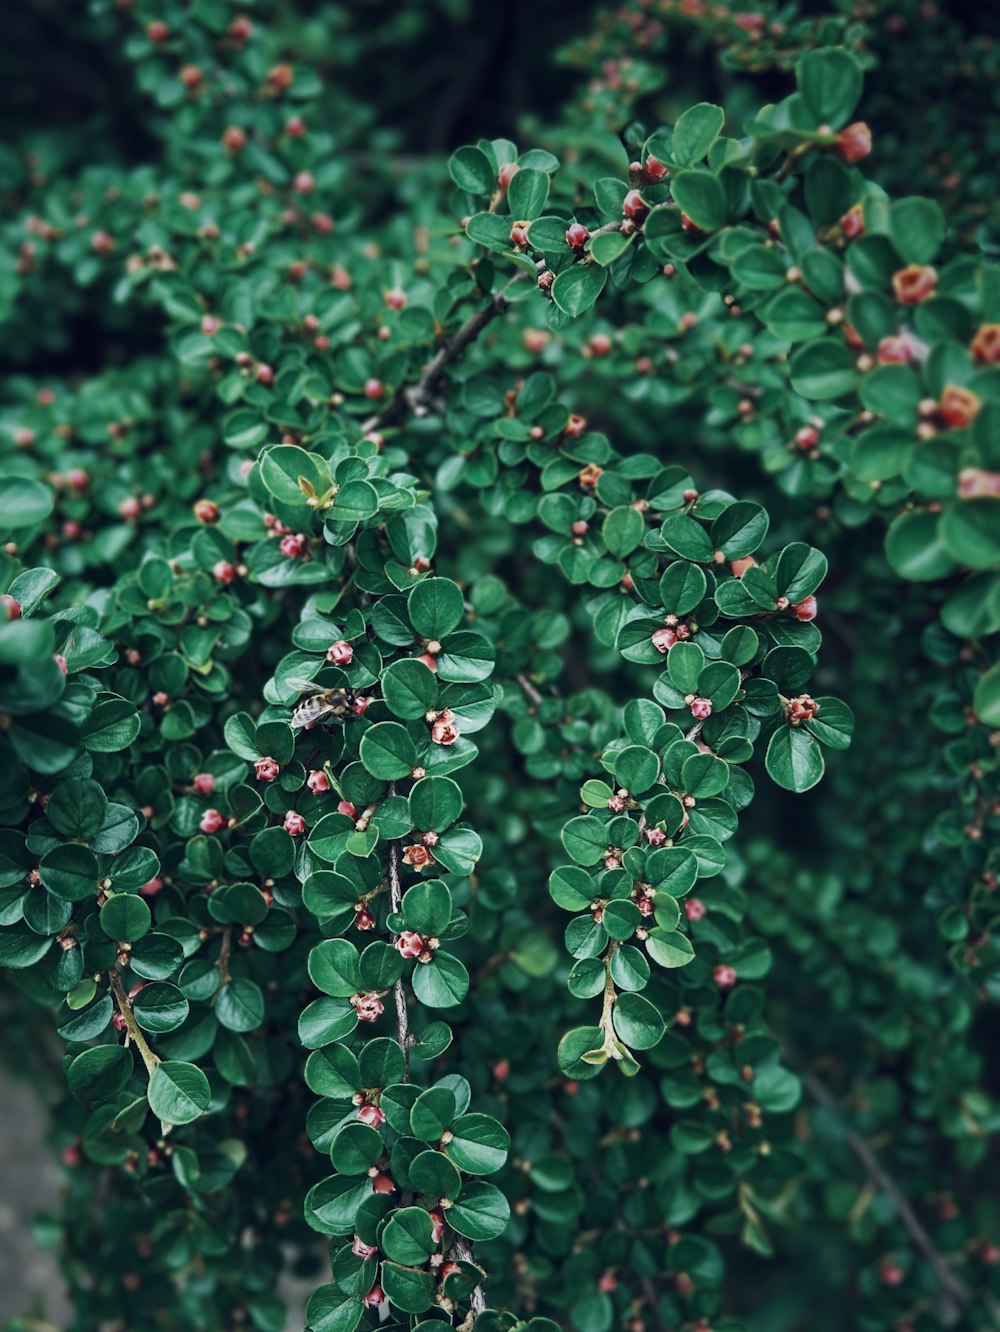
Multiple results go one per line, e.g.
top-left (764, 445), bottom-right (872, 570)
top-left (385, 781), bottom-right (411, 1078)
top-left (515, 671), bottom-right (544, 708)
top-left (108, 968), bottom-right (160, 1080)
top-left (799, 1066), bottom-right (978, 1322)
top-left (363, 277), bottom-right (524, 433)
top-left (452, 1237), bottom-right (488, 1318)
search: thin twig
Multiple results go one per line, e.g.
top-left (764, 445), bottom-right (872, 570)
top-left (515, 671), bottom-right (544, 708)
top-left (362, 277), bottom-right (524, 434)
top-left (385, 781), bottom-right (411, 1078)
top-left (108, 969), bottom-right (160, 1079)
top-left (452, 1237), bottom-right (488, 1317)
top-left (799, 1066), bottom-right (977, 1323)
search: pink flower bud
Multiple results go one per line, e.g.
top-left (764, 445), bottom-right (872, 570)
top-left (357, 1102), bottom-right (385, 1127)
top-left (255, 756), bottom-right (280, 781)
top-left (403, 843), bottom-right (435, 870)
top-left (646, 828), bottom-right (666, 846)
top-left (608, 794), bottom-right (627, 814)
top-left (283, 810), bottom-right (306, 836)
top-left (355, 908), bottom-right (375, 931)
top-left (431, 718), bottom-right (460, 745)
top-left (652, 627), bottom-right (677, 654)
top-left (352, 992), bottom-right (384, 1021)
top-left (713, 964), bottom-right (737, 988)
top-left (307, 769), bottom-right (330, 794)
top-left (396, 931), bottom-right (424, 959)
top-left (3, 595), bottom-right (22, 620)
top-left (193, 772), bottom-right (215, 794)
top-left (353, 1236), bottom-right (378, 1259)
top-left (200, 809), bottom-right (225, 834)
top-left (791, 596), bottom-right (817, 621)
top-left (213, 560), bottom-right (236, 584)
top-left (140, 877), bottom-right (164, 897)
top-left (429, 1208), bottom-right (445, 1243)
top-left (363, 1285), bottom-right (385, 1307)
top-left (689, 697), bottom-right (713, 720)
top-left (371, 1172), bottom-right (395, 1194)
top-left (598, 1274), bottom-right (618, 1293)
top-left (565, 222), bottom-right (590, 249)
top-left (685, 898), bottom-right (706, 921)
top-left (337, 800), bottom-right (358, 819)
top-left (835, 122), bottom-right (872, 163)
top-left (326, 639), bottom-right (353, 665)
top-left (279, 533), bottom-right (306, 558)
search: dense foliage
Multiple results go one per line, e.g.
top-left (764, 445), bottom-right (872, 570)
top-left (1, 3), bottom-right (998, 1332)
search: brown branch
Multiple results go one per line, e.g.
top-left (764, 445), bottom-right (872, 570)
top-left (515, 671), bottom-right (544, 708)
top-left (799, 1066), bottom-right (978, 1322)
top-left (385, 781), bottom-right (411, 1078)
top-left (108, 969), bottom-right (160, 1080)
top-left (452, 1237), bottom-right (488, 1317)
top-left (362, 277), bottom-right (524, 434)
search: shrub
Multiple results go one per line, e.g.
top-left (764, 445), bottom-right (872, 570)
top-left (1, 4), bottom-right (998, 1332)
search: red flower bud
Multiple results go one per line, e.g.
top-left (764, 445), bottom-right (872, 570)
top-left (283, 810), bottom-right (306, 836)
top-left (835, 122), bottom-right (872, 163)
top-left (255, 757), bottom-right (280, 781)
top-left (326, 639), bottom-right (353, 665)
top-left (565, 222), bottom-right (590, 249)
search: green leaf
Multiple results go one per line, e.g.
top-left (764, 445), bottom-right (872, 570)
top-left (132, 983), bottom-right (189, 1033)
top-left (408, 577), bottom-right (465, 638)
top-left (447, 1180), bottom-right (510, 1240)
top-left (560, 815), bottom-right (608, 866)
top-left (100, 893), bottom-right (152, 942)
top-left (789, 339), bottom-right (859, 399)
top-left (381, 1207), bottom-right (436, 1265)
top-left (886, 511), bottom-right (957, 581)
top-left (670, 169), bottom-right (727, 231)
top-left (410, 1085), bottom-right (456, 1140)
top-left (805, 697), bottom-right (854, 750)
top-left (359, 722), bottom-right (417, 780)
top-left (551, 265), bottom-right (608, 317)
top-left (672, 103), bottom-right (724, 165)
top-left (147, 1060), bottom-right (211, 1124)
top-left (215, 978), bottom-right (265, 1031)
top-left (411, 951), bottom-right (469, 1008)
top-left (613, 992), bottom-right (665, 1049)
top-left (508, 167), bottom-right (550, 220)
top-left (711, 502), bottom-right (769, 559)
top-left (379, 1264), bottom-right (435, 1315)
top-left (381, 659), bottom-right (437, 719)
top-left (890, 197), bottom-right (946, 265)
top-left (304, 1289), bottom-right (363, 1332)
top-left (67, 1045), bottom-right (134, 1100)
top-left (446, 1112), bottom-right (511, 1174)
top-left (0, 479), bottom-right (54, 529)
top-left (588, 230), bottom-right (632, 265)
top-left (409, 776), bottom-right (463, 831)
top-left (331, 1122), bottom-right (384, 1175)
top-left (940, 502), bottom-right (1000, 570)
top-left (797, 48), bottom-right (864, 128)
top-left (602, 506), bottom-right (645, 557)
top-left (765, 726), bottom-right (825, 792)
top-left (974, 665), bottom-right (1000, 727)
top-left (309, 938), bottom-right (362, 996)
top-left (645, 929), bottom-right (695, 968)
top-left (47, 777), bottom-right (108, 839)
top-left (449, 145), bottom-right (494, 195)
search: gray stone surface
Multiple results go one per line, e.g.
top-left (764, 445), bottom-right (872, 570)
top-left (0, 1071), bottom-right (70, 1327)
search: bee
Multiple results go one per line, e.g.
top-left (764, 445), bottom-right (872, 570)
top-left (286, 677), bottom-right (359, 731)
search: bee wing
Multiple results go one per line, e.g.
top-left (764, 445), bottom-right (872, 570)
top-left (285, 676), bottom-right (324, 695)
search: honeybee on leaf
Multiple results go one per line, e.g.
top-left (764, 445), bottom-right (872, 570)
top-left (286, 677), bottom-right (364, 730)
